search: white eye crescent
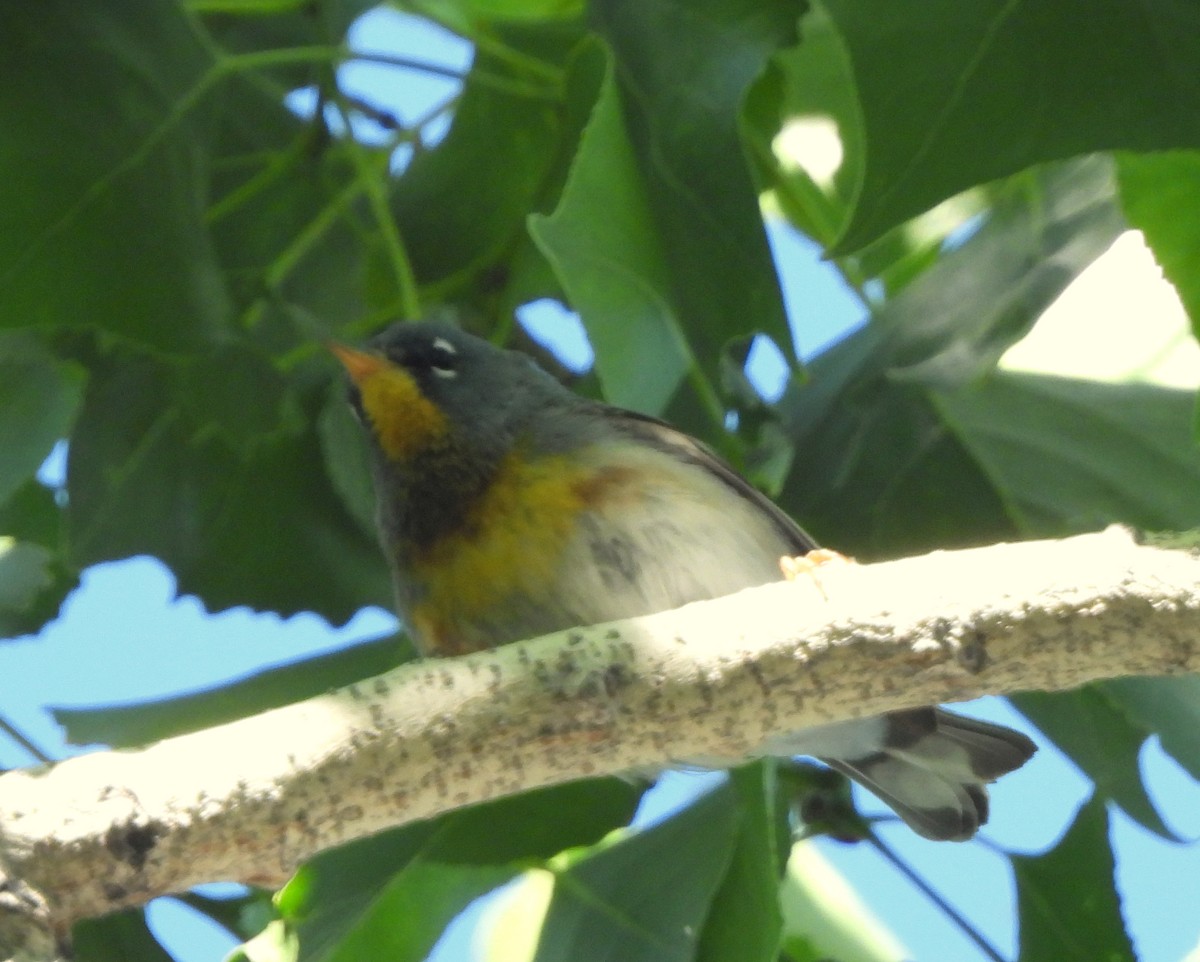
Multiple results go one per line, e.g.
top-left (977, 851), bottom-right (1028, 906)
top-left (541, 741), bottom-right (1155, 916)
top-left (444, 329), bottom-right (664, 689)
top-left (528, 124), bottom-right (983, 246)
top-left (429, 337), bottom-right (458, 378)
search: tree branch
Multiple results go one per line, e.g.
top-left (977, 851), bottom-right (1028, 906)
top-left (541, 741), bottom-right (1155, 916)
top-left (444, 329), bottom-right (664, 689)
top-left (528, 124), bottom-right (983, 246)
top-left (3, 527), bottom-right (1200, 957)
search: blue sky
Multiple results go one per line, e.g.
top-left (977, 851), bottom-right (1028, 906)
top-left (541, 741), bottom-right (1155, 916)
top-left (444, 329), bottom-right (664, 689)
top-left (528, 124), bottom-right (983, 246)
top-left (3, 7), bottom-right (1199, 961)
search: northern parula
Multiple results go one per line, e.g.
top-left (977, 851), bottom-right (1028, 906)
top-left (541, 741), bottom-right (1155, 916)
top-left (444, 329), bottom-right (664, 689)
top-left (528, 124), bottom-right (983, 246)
top-left (333, 320), bottom-right (1035, 841)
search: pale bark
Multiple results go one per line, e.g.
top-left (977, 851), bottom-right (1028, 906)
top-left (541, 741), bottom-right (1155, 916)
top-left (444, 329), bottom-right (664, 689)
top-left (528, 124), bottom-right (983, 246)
top-left (3, 527), bottom-right (1199, 960)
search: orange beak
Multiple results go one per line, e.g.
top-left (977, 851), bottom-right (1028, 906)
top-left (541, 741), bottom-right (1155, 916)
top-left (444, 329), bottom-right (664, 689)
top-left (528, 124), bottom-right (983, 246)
top-left (328, 342), bottom-right (389, 386)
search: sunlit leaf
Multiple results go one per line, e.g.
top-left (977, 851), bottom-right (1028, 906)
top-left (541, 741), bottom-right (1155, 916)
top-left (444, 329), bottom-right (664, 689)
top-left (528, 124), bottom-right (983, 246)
top-left (1117, 151), bottom-right (1200, 340)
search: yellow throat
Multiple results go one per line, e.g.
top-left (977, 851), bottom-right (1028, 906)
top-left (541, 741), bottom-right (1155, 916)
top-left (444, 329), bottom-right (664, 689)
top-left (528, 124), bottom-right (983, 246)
top-left (329, 343), bottom-right (449, 462)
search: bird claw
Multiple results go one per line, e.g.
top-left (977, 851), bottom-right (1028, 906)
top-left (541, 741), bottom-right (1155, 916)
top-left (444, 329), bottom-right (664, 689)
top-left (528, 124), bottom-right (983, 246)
top-left (779, 549), bottom-right (854, 600)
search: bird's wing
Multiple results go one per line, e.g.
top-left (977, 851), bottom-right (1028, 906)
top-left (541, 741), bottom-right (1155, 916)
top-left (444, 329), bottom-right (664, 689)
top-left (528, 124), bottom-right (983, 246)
top-left (595, 405), bottom-right (818, 556)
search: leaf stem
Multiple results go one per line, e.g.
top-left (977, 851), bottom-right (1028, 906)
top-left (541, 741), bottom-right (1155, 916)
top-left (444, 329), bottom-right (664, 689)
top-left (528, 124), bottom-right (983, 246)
top-left (330, 97), bottom-right (421, 320)
top-left (238, 176), bottom-right (369, 330)
top-left (206, 134), bottom-right (310, 225)
top-left (470, 31), bottom-right (564, 86)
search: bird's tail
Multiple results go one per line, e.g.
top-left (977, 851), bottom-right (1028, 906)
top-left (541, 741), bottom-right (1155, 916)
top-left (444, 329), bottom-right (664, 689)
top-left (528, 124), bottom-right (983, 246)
top-left (820, 708), bottom-right (1037, 841)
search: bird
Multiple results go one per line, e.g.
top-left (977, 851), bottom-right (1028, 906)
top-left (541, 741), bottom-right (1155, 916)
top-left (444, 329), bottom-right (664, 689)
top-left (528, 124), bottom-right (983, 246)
top-left (331, 319), bottom-right (1035, 841)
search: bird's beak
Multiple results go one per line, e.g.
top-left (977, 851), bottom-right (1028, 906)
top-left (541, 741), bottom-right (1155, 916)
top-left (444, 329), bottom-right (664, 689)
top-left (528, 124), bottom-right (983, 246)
top-left (328, 343), bottom-right (388, 386)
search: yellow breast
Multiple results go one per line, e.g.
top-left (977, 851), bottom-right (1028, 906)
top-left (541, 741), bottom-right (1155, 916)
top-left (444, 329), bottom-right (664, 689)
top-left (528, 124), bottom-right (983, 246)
top-left (409, 450), bottom-right (618, 653)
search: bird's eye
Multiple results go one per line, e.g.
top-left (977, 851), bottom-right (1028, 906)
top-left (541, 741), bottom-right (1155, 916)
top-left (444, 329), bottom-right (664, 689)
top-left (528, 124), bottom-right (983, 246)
top-left (426, 337), bottom-right (458, 379)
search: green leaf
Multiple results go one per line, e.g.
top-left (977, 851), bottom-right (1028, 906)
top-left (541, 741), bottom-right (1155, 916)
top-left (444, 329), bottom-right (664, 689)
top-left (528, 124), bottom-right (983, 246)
top-left (0, 541), bottom-right (53, 614)
top-left (0, 479), bottom-right (63, 549)
top-left (0, 482), bottom-right (76, 639)
top-left (533, 782), bottom-right (739, 962)
top-left (408, 0), bottom-right (584, 22)
top-left (938, 373), bottom-right (1200, 535)
top-left (1098, 676), bottom-right (1200, 784)
top-left (1013, 796), bottom-right (1134, 962)
top-left (744, 13), bottom-right (985, 300)
top-left (278, 823), bottom-right (441, 958)
top-left (317, 386), bottom-right (378, 539)
top-left (200, 0), bottom-right (370, 59)
top-left (203, 102), bottom-right (380, 333)
top-left (65, 349), bottom-right (391, 623)
top-left (277, 779), bottom-right (643, 962)
top-left (588, 0), bottom-right (799, 401)
top-left (175, 344), bottom-right (302, 453)
top-left (530, 40), bottom-right (688, 413)
top-left (318, 862), bottom-right (514, 962)
top-left (822, 0), bottom-right (1200, 253)
top-left (1116, 151), bottom-right (1200, 336)
top-left (0, 540), bottom-right (56, 635)
top-left (1014, 689), bottom-right (1176, 841)
top-left (189, 0), bottom-right (314, 14)
top-left (199, 0), bottom-right (369, 103)
top-left (420, 778), bottom-right (646, 866)
top-left (777, 158), bottom-right (1122, 556)
top-left (391, 26), bottom-right (574, 298)
top-left (55, 633), bottom-right (407, 747)
top-left (0, 0), bottom-right (229, 348)
top-left (742, 4), bottom-right (863, 248)
top-left (55, 633), bottom-right (412, 743)
top-left (176, 889), bottom-right (276, 943)
top-left (696, 764), bottom-right (784, 962)
top-left (73, 909), bottom-right (174, 962)
top-left (0, 338), bottom-right (83, 505)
